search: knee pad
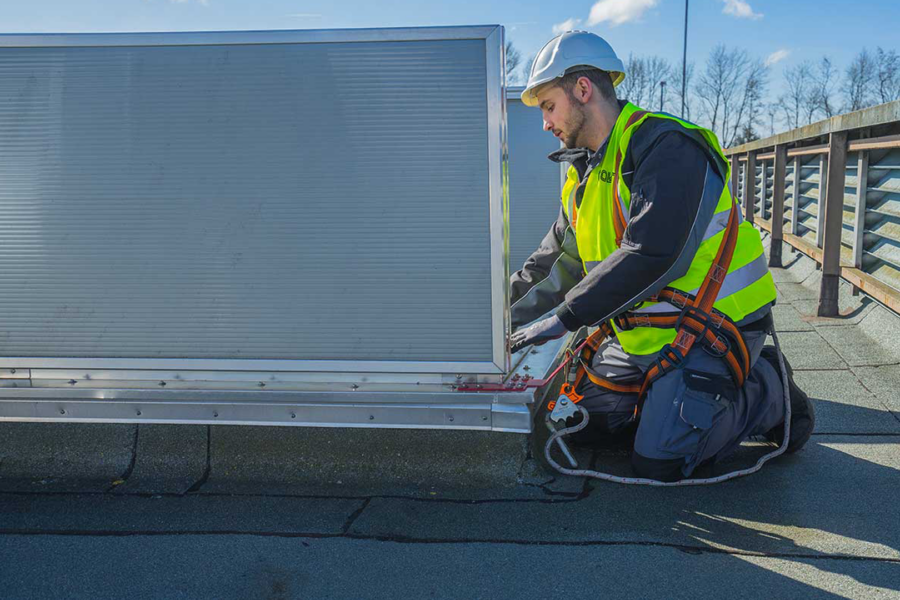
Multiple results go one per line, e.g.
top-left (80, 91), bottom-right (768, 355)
top-left (631, 451), bottom-right (685, 482)
top-left (565, 411), bottom-right (637, 448)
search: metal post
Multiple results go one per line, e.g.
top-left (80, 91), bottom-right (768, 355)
top-left (852, 150), bottom-right (869, 296)
top-left (743, 152), bottom-right (756, 224)
top-left (816, 153), bottom-right (827, 249)
top-left (730, 156), bottom-right (740, 203)
top-left (791, 156), bottom-right (801, 236)
top-left (852, 150), bottom-right (868, 269)
top-left (818, 131), bottom-right (848, 317)
top-left (660, 81), bottom-right (666, 112)
top-left (770, 144), bottom-right (787, 268)
top-left (681, 0), bottom-right (688, 118)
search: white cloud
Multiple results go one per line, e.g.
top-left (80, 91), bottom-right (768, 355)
top-left (722, 0), bottom-right (763, 20)
top-left (765, 49), bottom-right (790, 67)
top-left (552, 18), bottom-right (583, 35)
top-left (587, 0), bottom-right (658, 27)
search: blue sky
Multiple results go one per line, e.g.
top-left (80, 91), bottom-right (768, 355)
top-left (2, 0), bottom-right (899, 96)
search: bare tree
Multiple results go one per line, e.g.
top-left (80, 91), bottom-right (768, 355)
top-left (694, 45), bottom-right (752, 147)
top-left (606, 45), bottom-right (896, 142)
top-left (844, 49), bottom-right (876, 112)
top-left (874, 47), bottom-right (900, 104)
top-left (644, 56), bottom-right (672, 111)
top-left (779, 61), bottom-right (813, 130)
top-left (505, 41), bottom-right (522, 85)
top-left (618, 54), bottom-right (649, 105)
top-left (521, 54), bottom-right (536, 86)
top-left (732, 124), bottom-right (759, 146)
top-left (727, 58), bottom-right (767, 146)
top-left (672, 60), bottom-right (695, 121)
top-left (811, 57), bottom-right (839, 119)
top-left (765, 103), bottom-right (780, 137)
top-left (615, 55), bottom-right (670, 108)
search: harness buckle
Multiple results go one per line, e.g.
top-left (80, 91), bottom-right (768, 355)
top-left (633, 313), bottom-right (651, 327)
top-left (675, 305), bottom-right (727, 341)
top-left (711, 264), bottom-right (727, 284)
top-left (670, 291), bottom-right (690, 309)
top-left (653, 344), bottom-right (685, 376)
top-left (703, 333), bottom-right (732, 359)
top-left (598, 321), bottom-right (615, 338)
top-left (675, 306), bottom-right (708, 336)
top-left (674, 330), bottom-right (695, 351)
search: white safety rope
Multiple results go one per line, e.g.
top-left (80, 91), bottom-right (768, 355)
top-left (543, 330), bottom-right (792, 486)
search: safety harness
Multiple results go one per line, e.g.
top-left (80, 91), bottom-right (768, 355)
top-left (469, 109), bottom-right (790, 485)
top-left (549, 131), bottom-right (749, 421)
top-left (543, 185), bottom-right (792, 486)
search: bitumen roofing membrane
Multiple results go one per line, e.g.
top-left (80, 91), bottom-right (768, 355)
top-left (0, 235), bottom-right (898, 599)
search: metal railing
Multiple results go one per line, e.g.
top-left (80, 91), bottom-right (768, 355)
top-left (726, 100), bottom-right (900, 316)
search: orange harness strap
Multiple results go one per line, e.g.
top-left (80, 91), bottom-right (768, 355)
top-left (635, 199), bottom-right (741, 408)
top-left (611, 110), bottom-right (650, 246)
top-left (552, 197), bottom-right (748, 420)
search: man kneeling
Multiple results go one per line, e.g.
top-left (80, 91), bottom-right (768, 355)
top-left (509, 31), bottom-right (814, 482)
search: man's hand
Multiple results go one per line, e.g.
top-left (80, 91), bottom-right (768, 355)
top-left (509, 315), bottom-right (567, 354)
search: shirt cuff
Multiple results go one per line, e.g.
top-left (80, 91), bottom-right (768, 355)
top-left (554, 304), bottom-right (583, 331)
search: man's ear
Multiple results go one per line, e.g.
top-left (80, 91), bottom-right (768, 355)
top-left (575, 76), bottom-right (594, 105)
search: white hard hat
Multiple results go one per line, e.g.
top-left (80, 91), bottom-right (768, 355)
top-left (521, 31), bottom-right (626, 107)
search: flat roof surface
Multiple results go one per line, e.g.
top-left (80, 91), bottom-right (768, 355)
top-left (0, 234), bottom-right (898, 599)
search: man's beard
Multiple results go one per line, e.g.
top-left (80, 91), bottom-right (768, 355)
top-left (563, 104), bottom-right (587, 149)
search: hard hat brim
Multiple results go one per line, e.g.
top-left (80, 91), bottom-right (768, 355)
top-left (520, 70), bottom-right (625, 107)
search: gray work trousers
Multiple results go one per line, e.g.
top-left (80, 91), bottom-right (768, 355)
top-left (569, 329), bottom-right (786, 481)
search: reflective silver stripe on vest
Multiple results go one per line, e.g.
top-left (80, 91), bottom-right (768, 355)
top-left (568, 183), bottom-right (578, 224)
top-left (691, 253), bottom-right (769, 299)
top-left (606, 205), bottom-right (743, 281)
top-left (633, 301), bottom-right (680, 314)
top-left (616, 178), bottom-right (629, 228)
top-left (632, 253), bottom-right (770, 314)
top-left (702, 205), bottom-right (744, 244)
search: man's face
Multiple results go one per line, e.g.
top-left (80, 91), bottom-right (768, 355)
top-left (536, 85), bottom-right (587, 149)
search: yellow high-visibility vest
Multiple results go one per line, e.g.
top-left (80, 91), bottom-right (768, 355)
top-left (560, 102), bottom-right (776, 355)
